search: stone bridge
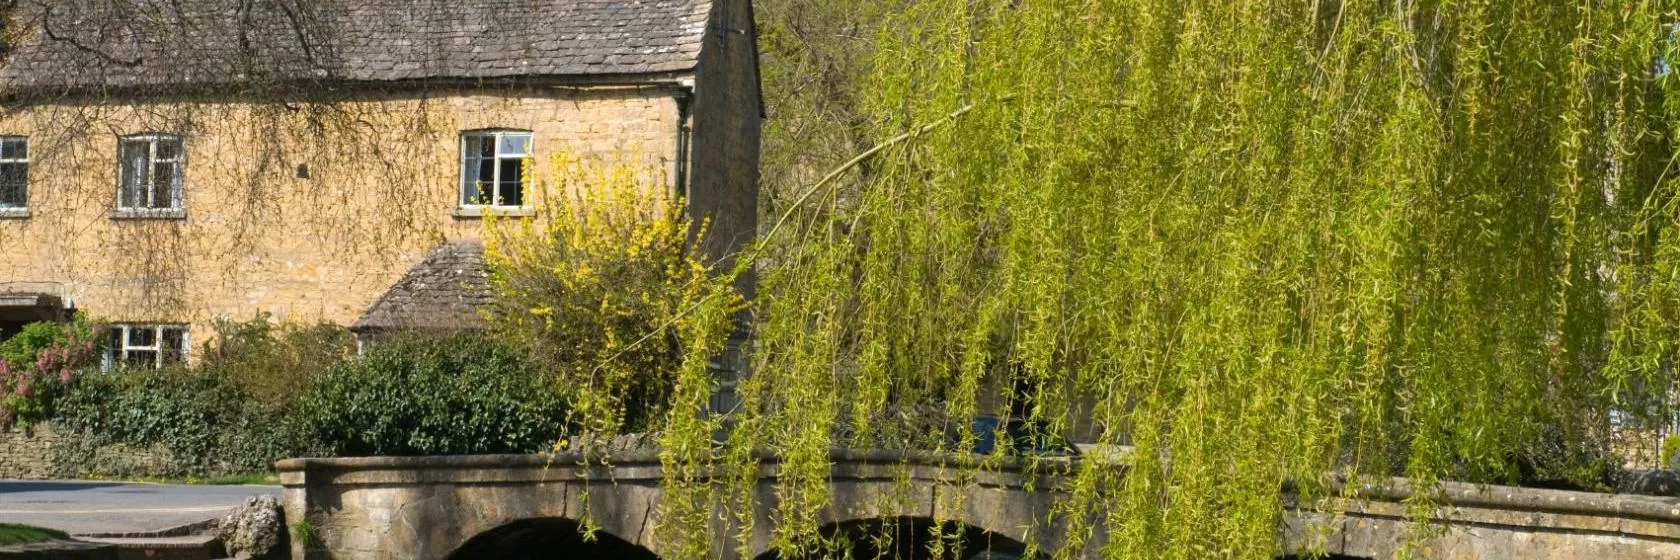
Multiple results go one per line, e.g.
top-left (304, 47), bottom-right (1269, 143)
top-left (277, 450), bottom-right (1680, 559)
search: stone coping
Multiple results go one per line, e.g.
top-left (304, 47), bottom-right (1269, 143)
top-left (276, 449), bottom-right (1074, 491)
top-left (276, 448), bottom-right (1066, 475)
top-left (1332, 476), bottom-right (1680, 524)
top-left (74, 518), bottom-right (221, 540)
top-left (277, 449), bottom-right (1680, 524)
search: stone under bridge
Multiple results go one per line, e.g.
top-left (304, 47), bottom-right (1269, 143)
top-left (277, 450), bottom-right (1680, 559)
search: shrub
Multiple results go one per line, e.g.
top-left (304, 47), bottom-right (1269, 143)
top-left (483, 154), bottom-right (741, 434)
top-left (0, 316), bottom-right (94, 367)
top-left (201, 314), bottom-right (355, 414)
top-left (54, 365), bottom-right (301, 477)
top-left (46, 316), bottom-right (348, 478)
top-left (294, 334), bottom-right (568, 456)
top-left (1663, 435), bottom-right (1680, 470)
top-left (0, 317), bottom-right (99, 428)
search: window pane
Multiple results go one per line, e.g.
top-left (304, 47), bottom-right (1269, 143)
top-left (119, 141), bottom-right (147, 208)
top-left (498, 159), bottom-right (524, 207)
top-left (107, 329), bottom-right (123, 359)
top-left (161, 328), bottom-right (186, 364)
top-left (473, 159), bottom-right (495, 204)
top-left (466, 135), bottom-right (494, 158)
top-left (498, 134), bottom-right (531, 156)
top-left (127, 326), bottom-right (155, 347)
top-left (499, 180), bottom-right (523, 207)
top-left (461, 158), bottom-right (479, 204)
top-left (126, 350), bottom-right (158, 367)
top-left (119, 139), bottom-right (147, 162)
top-left (0, 164), bottom-right (23, 207)
top-left (1, 138), bottom-right (26, 160)
top-left (155, 138), bottom-right (181, 160)
top-left (1, 162), bottom-right (28, 187)
top-left (151, 162), bottom-right (176, 208)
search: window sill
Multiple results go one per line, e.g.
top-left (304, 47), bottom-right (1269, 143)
top-left (0, 208), bottom-right (27, 220)
top-left (453, 207), bottom-right (537, 219)
top-left (111, 209), bottom-right (187, 220)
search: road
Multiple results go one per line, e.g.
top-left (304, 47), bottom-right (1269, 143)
top-left (0, 480), bottom-right (279, 536)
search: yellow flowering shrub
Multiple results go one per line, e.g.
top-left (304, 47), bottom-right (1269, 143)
top-left (483, 154), bottom-right (740, 436)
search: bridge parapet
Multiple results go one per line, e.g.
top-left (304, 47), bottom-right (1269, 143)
top-left (1289, 477), bottom-right (1680, 559)
top-left (277, 450), bottom-right (1680, 559)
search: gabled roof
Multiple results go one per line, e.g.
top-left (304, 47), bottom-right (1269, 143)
top-left (0, 0), bottom-right (711, 94)
top-left (351, 240), bottom-right (490, 334)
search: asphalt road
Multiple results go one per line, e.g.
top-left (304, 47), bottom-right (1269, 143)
top-left (0, 480), bottom-right (279, 536)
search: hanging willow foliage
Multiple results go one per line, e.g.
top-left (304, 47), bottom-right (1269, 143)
top-left (634, 0), bottom-right (1680, 558)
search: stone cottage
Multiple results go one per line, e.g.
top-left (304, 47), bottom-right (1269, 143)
top-left (0, 0), bottom-right (762, 360)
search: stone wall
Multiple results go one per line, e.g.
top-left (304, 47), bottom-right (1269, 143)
top-left (0, 422), bottom-right (65, 479)
top-left (280, 451), bottom-right (1680, 560)
top-left (1284, 477), bottom-right (1680, 559)
top-left (0, 85), bottom-right (689, 344)
top-left (688, 0), bottom-right (763, 295)
top-left (0, 422), bottom-right (173, 480)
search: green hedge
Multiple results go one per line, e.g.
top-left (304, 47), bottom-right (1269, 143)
top-left (293, 334), bottom-right (569, 456)
top-left (30, 319), bottom-right (569, 478)
top-left (54, 366), bottom-right (305, 477)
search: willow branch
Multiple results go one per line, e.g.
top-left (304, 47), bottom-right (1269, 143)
top-left (757, 97), bottom-right (1005, 252)
top-left (589, 97), bottom-right (1005, 377)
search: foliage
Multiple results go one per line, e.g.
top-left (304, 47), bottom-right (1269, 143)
top-left (47, 319), bottom-right (561, 477)
top-left (0, 317), bottom-right (99, 429)
top-left (756, 0), bottom-right (904, 214)
top-left (120, 472), bottom-right (280, 486)
top-left (47, 316), bottom-right (347, 478)
top-left (293, 333), bottom-right (569, 457)
top-left (483, 154), bottom-right (742, 435)
top-left (1663, 435), bottom-right (1680, 470)
top-left (0, 317), bottom-right (92, 368)
top-left (480, 155), bottom-right (741, 559)
top-left (640, 1), bottom-right (1680, 558)
top-left (53, 365), bottom-right (297, 477)
top-left (201, 313), bottom-right (356, 414)
top-left (0, 523), bottom-right (68, 545)
top-left (291, 519), bottom-right (319, 549)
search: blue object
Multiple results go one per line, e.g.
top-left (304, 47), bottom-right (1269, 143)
top-left (969, 416), bottom-right (1001, 454)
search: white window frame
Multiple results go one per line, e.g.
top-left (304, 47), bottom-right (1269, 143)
top-left (103, 324), bottom-right (189, 370)
top-left (459, 130), bottom-right (533, 209)
top-left (0, 136), bottom-right (27, 213)
top-left (117, 134), bottom-right (185, 213)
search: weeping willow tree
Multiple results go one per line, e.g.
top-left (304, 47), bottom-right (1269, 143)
top-left (624, 0), bottom-right (1680, 558)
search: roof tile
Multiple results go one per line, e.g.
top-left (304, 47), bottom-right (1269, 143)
top-left (0, 0), bottom-right (712, 92)
top-left (351, 240), bottom-right (491, 334)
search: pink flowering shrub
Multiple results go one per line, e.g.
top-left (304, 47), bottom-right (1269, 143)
top-left (0, 317), bottom-right (99, 429)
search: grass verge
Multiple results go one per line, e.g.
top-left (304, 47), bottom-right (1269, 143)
top-left (0, 523), bottom-right (68, 545)
top-left (83, 472), bottom-right (280, 486)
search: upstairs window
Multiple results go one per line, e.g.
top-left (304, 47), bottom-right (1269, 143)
top-left (105, 324), bottom-right (188, 369)
top-left (460, 130), bottom-right (532, 208)
top-left (0, 137), bottom-right (26, 211)
top-left (118, 134), bottom-right (184, 212)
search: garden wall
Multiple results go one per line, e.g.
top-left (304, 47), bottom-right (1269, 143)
top-left (0, 422), bottom-right (173, 480)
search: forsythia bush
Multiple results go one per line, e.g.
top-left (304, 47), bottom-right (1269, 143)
top-left (483, 154), bottom-right (741, 435)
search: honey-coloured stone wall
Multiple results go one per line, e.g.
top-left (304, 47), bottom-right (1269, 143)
top-left (0, 85), bottom-right (687, 342)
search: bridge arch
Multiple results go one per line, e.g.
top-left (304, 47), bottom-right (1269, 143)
top-left (445, 517), bottom-right (660, 560)
top-left (754, 516), bottom-right (1035, 560)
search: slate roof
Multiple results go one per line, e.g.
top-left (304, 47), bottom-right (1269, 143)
top-left (352, 240), bottom-right (491, 334)
top-left (0, 0), bottom-right (711, 93)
